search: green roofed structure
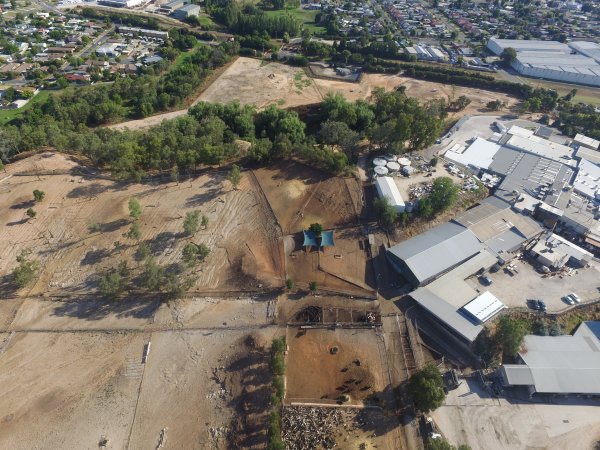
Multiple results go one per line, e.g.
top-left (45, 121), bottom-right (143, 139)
top-left (320, 230), bottom-right (335, 247)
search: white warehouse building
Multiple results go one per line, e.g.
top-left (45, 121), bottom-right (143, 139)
top-left (487, 38), bottom-right (600, 87)
top-left (375, 176), bottom-right (405, 213)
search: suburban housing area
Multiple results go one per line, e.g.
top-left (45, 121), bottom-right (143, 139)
top-left (1, 0), bottom-right (600, 449)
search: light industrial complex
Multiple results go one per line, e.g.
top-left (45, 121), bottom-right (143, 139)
top-left (376, 117), bottom-right (600, 359)
top-left (487, 38), bottom-right (600, 87)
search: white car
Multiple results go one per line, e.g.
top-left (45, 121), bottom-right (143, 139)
top-left (570, 292), bottom-right (581, 303)
top-left (563, 295), bottom-right (575, 305)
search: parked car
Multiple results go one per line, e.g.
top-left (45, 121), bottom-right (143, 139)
top-left (563, 295), bottom-right (575, 305)
top-left (570, 292), bottom-right (581, 303)
top-left (528, 299), bottom-right (540, 310)
top-left (479, 275), bottom-right (492, 286)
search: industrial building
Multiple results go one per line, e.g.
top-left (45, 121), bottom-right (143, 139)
top-left (375, 176), bottom-right (405, 213)
top-left (500, 321), bottom-right (600, 396)
top-left (573, 133), bottom-right (600, 151)
top-left (98, 0), bottom-right (145, 7)
top-left (529, 232), bottom-right (593, 269)
top-left (117, 26), bottom-right (169, 40)
top-left (387, 221), bottom-right (483, 287)
top-left (486, 38), bottom-right (600, 87)
top-left (172, 3), bottom-right (201, 19)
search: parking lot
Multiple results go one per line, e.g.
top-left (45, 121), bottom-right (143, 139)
top-left (432, 376), bottom-right (600, 450)
top-left (467, 257), bottom-right (600, 312)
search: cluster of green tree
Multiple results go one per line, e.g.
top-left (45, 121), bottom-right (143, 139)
top-left (556, 102), bottom-right (600, 140)
top-left (416, 177), bottom-right (460, 219)
top-left (3, 88), bottom-right (445, 179)
top-left (2, 42), bottom-right (237, 155)
top-left (208, 0), bottom-right (300, 37)
top-left (365, 59), bottom-right (564, 113)
top-left (268, 337), bottom-right (286, 450)
top-left (407, 364), bottom-right (446, 412)
top-left (12, 249), bottom-right (39, 288)
top-left (236, 32), bottom-right (278, 53)
top-left (473, 316), bottom-right (528, 368)
top-left (79, 7), bottom-right (162, 30)
top-left (426, 439), bottom-right (471, 450)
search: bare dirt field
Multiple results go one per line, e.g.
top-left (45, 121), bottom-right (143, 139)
top-left (253, 160), bottom-right (362, 234)
top-left (284, 228), bottom-right (374, 295)
top-left (0, 152), bottom-right (283, 297)
top-left (285, 327), bottom-right (386, 404)
top-left (199, 58), bottom-right (519, 116)
top-left (108, 57), bottom-right (520, 132)
top-left (0, 295), bottom-right (280, 450)
top-left (432, 376), bottom-right (600, 450)
top-left (198, 57), bottom-right (323, 109)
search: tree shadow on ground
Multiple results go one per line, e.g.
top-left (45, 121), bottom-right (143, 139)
top-left (148, 231), bottom-right (180, 256)
top-left (80, 248), bottom-right (112, 266)
top-left (66, 182), bottom-right (111, 199)
top-left (6, 218), bottom-right (29, 226)
top-left (0, 274), bottom-right (19, 297)
top-left (89, 218), bottom-right (129, 234)
top-left (51, 296), bottom-right (161, 321)
top-left (10, 199), bottom-right (35, 210)
top-left (226, 339), bottom-right (271, 449)
top-left (185, 186), bottom-right (222, 208)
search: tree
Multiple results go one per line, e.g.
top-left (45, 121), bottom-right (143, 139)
top-left (430, 157), bottom-right (438, 167)
top-left (429, 177), bottom-right (459, 213)
top-left (26, 208), bottom-right (36, 219)
top-left (201, 214), bottom-right (209, 228)
top-left (486, 100), bottom-right (503, 111)
top-left (33, 189), bottom-right (45, 202)
top-left (416, 197), bottom-right (433, 218)
top-left (407, 364), bottom-right (445, 412)
top-left (99, 271), bottom-right (124, 299)
top-left (373, 196), bottom-right (396, 229)
top-left (286, 278), bottom-right (295, 290)
top-left (500, 47), bottom-right (517, 66)
top-left (495, 316), bottom-right (527, 357)
top-left (309, 281), bottom-right (318, 294)
top-left (128, 198), bottom-right (142, 221)
top-left (426, 439), bottom-right (471, 450)
top-left (183, 211), bottom-right (201, 236)
top-left (13, 249), bottom-right (39, 287)
top-left (125, 222), bottom-right (141, 241)
top-left (182, 242), bottom-right (210, 266)
top-left (136, 241), bottom-right (151, 261)
top-left (308, 223), bottom-right (323, 236)
top-left (141, 257), bottom-right (165, 291)
top-left (228, 164), bottom-right (241, 190)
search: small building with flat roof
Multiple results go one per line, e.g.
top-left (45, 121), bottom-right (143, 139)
top-left (573, 133), bottom-right (600, 151)
top-left (375, 176), bottom-right (405, 213)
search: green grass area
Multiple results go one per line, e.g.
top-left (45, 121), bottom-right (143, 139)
top-left (196, 14), bottom-right (217, 30)
top-left (0, 90), bottom-right (53, 126)
top-left (264, 7), bottom-right (326, 34)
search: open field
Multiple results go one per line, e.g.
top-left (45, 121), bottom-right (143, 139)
top-left (285, 328), bottom-right (386, 405)
top-left (0, 295), bottom-right (279, 450)
top-left (107, 57), bottom-right (520, 131)
top-left (432, 376), bottom-right (600, 450)
top-left (253, 160), bottom-right (370, 294)
top-left (253, 160), bottom-right (362, 234)
top-left (197, 58), bottom-right (519, 115)
top-left (0, 90), bottom-right (53, 126)
top-left (0, 152), bottom-right (283, 297)
top-left (264, 8), bottom-right (326, 34)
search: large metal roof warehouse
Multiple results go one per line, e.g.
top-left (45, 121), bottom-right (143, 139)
top-left (387, 222), bottom-right (483, 287)
top-left (500, 321), bottom-right (600, 395)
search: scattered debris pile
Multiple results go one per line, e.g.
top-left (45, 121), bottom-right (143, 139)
top-left (282, 406), bottom-right (345, 449)
top-left (295, 306), bottom-right (322, 323)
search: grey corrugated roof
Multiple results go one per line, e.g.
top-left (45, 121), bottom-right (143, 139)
top-left (387, 222), bottom-right (482, 283)
top-left (411, 288), bottom-right (483, 342)
top-left (501, 365), bottom-right (535, 385)
top-left (484, 228), bottom-right (529, 254)
top-left (505, 323), bottom-right (600, 394)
